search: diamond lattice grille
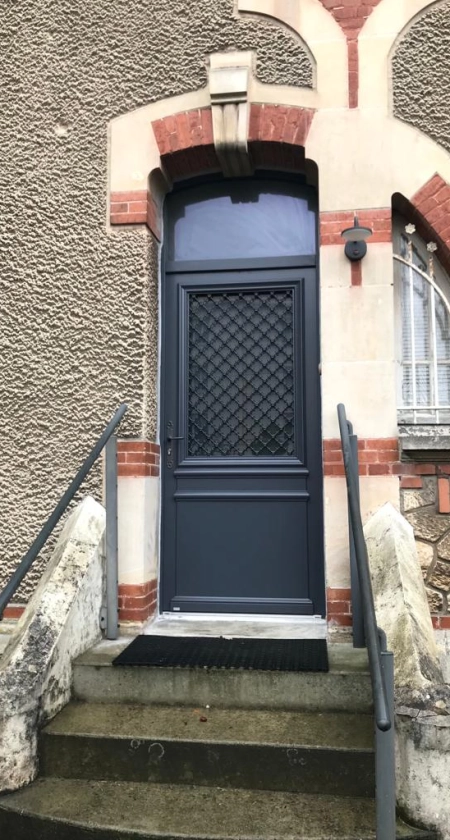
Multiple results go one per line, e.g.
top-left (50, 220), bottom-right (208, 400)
top-left (188, 289), bottom-right (295, 457)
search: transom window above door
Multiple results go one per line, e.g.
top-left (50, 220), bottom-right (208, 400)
top-left (166, 178), bottom-right (317, 262)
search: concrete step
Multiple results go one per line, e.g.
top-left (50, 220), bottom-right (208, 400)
top-left (0, 779), bottom-right (436, 840)
top-left (40, 702), bottom-right (375, 797)
top-left (73, 641), bottom-right (373, 712)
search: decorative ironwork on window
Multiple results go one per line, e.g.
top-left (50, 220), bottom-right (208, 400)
top-left (394, 224), bottom-right (450, 424)
top-left (187, 288), bottom-right (295, 457)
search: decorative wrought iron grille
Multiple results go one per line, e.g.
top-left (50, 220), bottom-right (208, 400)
top-left (395, 224), bottom-right (450, 424)
top-left (187, 288), bottom-right (295, 457)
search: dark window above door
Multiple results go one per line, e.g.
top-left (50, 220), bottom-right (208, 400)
top-left (166, 179), bottom-right (317, 262)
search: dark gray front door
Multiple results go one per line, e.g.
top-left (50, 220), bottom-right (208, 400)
top-left (160, 178), bottom-right (324, 615)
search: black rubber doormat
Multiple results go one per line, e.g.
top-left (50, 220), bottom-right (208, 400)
top-left (112, 636), bottom-right (328, 672)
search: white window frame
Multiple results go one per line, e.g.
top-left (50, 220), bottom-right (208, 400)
top-left (393, 216), bottom-right (450, 425)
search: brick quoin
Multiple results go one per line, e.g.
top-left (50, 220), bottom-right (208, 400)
top-left (400, 476), bottom-right (423, 490)
top-left (118, 580), bottom-right (158, 623)
top-left (438, 477), bottom-right (450, 514)
top-left (117, 441), bottom-right (160, 478)
top-left (320, 209), bottom-right (391, 285)
top-left (324, 442), bottom-right (450, 479)
top-left (432, 616), bottom-right (450, 630)
top-left (327, 587), bottom-right (352, 627)
top-left (319, 0), bottom-right (383, 108)
top-left (3, 605), bottom-right (25, 619)
top-left (320, 209), bottom-right (392, 246)
top-left (324, 437), bottom-right (403, 476)
top-left (110, 190), bottom-right (161, 240)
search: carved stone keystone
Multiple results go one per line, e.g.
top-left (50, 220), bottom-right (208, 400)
top-left (209, 51), bottom-right (254, 177)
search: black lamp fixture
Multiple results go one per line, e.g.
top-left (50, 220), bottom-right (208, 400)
top-left (341, 215), bottom-right (373, 262)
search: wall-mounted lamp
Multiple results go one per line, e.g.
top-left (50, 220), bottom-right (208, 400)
top-left (341, 215), bottom-right (373, 262)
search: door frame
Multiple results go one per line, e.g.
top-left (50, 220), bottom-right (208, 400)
top-left (158, 177), bottom-right (325, 617)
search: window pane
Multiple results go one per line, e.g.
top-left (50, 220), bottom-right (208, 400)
top-left (187, 288), bottom-right (295, 457)
top-left (400, 267), bottom-right (411, 361)
top-left (436, 295), bottom-right (450, 360)
top-left (416, 365), bottom-right (431, 406)
top-left (400, 270), bottom-right (431, 362)
top-left (167, 179), bottom-right (317, 261)
top-left (402, 364), bottom-right (413, 406)
top-left (413, 274), bottom-right (430, 360)
top-left (438, 365), bottom-right (450, 405)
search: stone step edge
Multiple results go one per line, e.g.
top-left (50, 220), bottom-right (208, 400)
top-left (41, 730), bottom-right (375, 754)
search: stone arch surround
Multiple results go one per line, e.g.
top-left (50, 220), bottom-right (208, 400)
top-left (110, 103), bottom-right (317, 238)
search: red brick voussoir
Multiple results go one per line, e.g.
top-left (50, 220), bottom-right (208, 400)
top-left (412, 175), bottom-right (450, 255)
top-left (111, 105), bottom-right (317, 234)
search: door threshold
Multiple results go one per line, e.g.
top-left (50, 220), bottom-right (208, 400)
top-left (143, 612), bottom-right (327, 639)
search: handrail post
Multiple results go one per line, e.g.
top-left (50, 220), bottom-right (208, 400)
top-left (105, 435), bottom-right (119, 640)
top-left (0, 403), bottom-right (127, 622)
top-left (348, 424), bottom-right (365, 648)
top-left (338, 405), bottom-right (395, 840)
top-left (376, 644), bottom-right (396, 840)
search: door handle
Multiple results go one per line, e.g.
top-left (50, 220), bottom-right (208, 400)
top-left (166, 422), bottom-right (183, 469)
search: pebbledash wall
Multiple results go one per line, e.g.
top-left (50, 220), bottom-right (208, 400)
top-left (3, 0), bottom-right (450, 631)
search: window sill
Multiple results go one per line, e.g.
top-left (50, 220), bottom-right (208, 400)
top-left (398, 424), bottom-right (450, 457)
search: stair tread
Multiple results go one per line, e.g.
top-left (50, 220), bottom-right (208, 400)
top-left (43, 702), bottom-right (374, 751)
top-left (75, 641), bottom-right (370, 674)
top-left (73, 643), bottom-right (372, 713)
top-left (0, 779), bottom-right (434, 840)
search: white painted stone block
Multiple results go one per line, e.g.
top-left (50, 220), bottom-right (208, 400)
top-left (322, 360), bottom-right (397, 439)
top-left (118, 475), bottom-right (159, 585)
top-left (325, 476), bottom-right (400, 588)
top-left (0, 497), bottom-right (105, 792)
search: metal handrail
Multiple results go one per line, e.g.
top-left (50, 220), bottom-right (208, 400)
top-left (338, 404), bottom-right (396, 840)
top-left (337, 403), bottom-right (391, 733)
top-left (0, 403), bottom-right (128, 622)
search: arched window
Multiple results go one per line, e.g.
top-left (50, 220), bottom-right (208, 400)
top-left (394, 216), bottom-right (450, 424)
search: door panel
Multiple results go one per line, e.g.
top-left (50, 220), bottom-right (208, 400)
top-left (161, 267), bottom-right (324, 615)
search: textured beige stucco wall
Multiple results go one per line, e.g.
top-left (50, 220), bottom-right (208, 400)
top-left (392, 1), bottom-right (450, 154)
top-left (0, 0), bottom-right (312, 597)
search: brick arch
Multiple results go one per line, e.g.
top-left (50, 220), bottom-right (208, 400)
top-left (110, 104), bottom-right (316, 240)
top-left (393, 175), bottom-right (450, 275)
